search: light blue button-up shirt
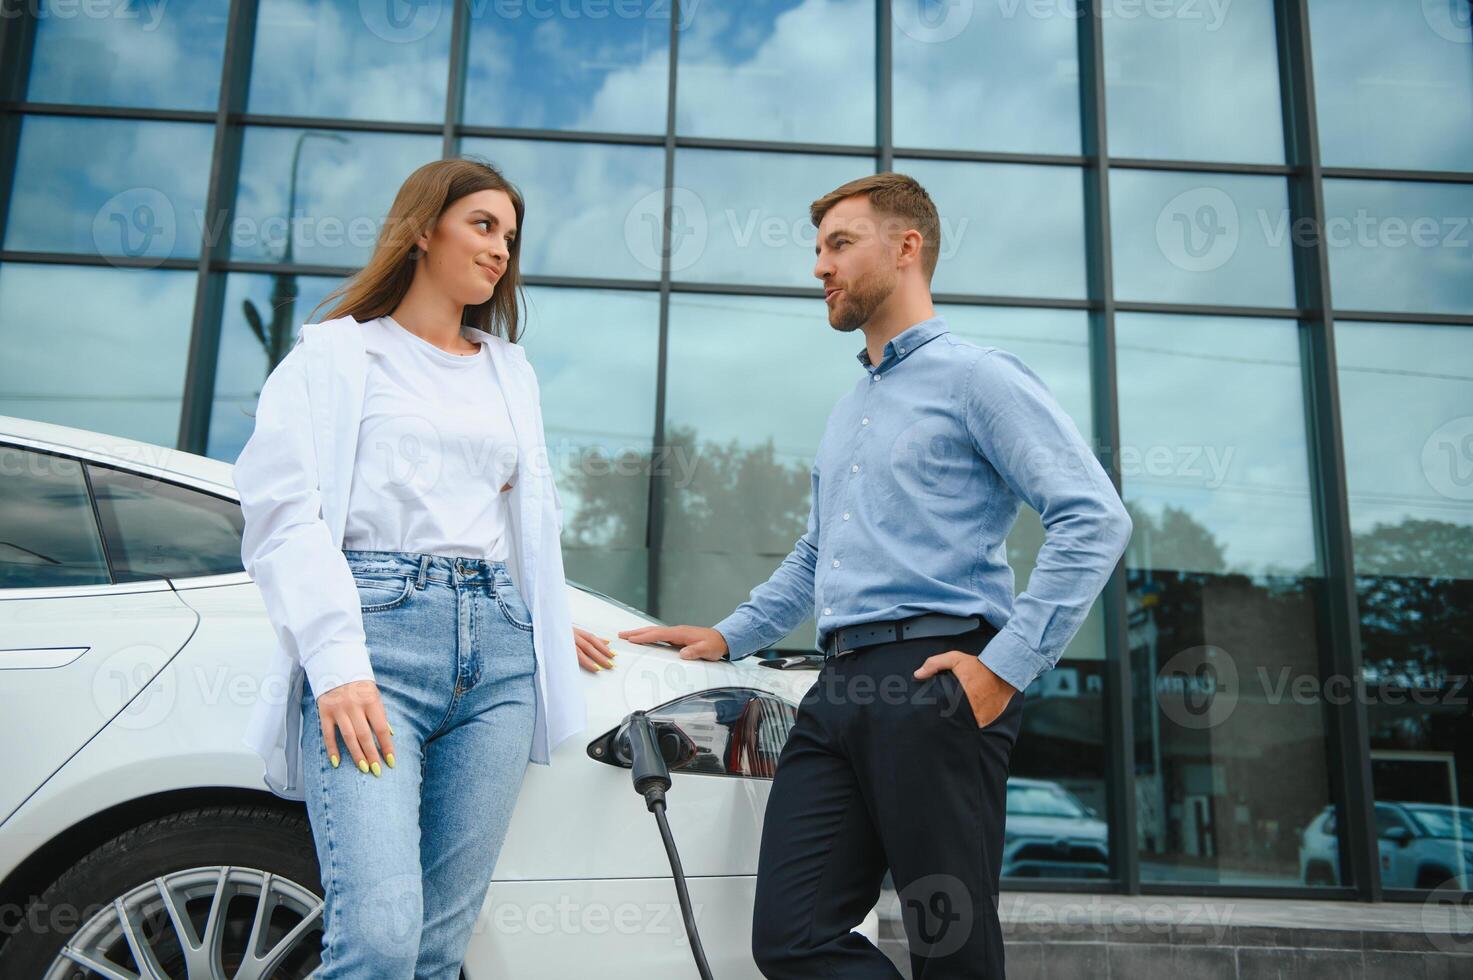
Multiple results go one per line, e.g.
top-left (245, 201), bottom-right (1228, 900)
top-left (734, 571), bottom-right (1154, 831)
top-left (711, 314), bottom-right (1132, 693)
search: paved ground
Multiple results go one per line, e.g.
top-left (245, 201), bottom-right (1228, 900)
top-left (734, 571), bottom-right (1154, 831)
top-left (873, 887), bottom-right (1473, 978)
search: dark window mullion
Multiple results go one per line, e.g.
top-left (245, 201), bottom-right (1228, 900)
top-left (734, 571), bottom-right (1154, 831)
top-left (1078, 0), bottom-right (1138, 896)
top-left (1275, 0), bottom-right (1381, 902)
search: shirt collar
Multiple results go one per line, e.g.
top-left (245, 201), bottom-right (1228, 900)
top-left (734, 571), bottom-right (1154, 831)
top-left (855, 314), bottom-right (949, 371)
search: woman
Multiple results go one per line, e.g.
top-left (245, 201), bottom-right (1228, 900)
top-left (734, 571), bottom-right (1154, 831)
top-left (234, 157), bottom-right (617, 978)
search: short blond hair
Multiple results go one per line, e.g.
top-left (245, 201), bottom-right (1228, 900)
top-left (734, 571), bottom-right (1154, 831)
top-left (809, 172), bottom-right (941, 280)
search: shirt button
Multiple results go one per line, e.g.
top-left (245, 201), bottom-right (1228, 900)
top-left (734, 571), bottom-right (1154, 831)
top-left (832, 559), bottom-right (841, 568)
top-left (843, 512), bottom-right (850, 520)
top-left (873, 373), bottom-right (881, 381)
top-left (897, 346), bottom-right (905, 353)
top-left (851, 463), bottom-right (859, 473)
top-left (823, 607), bottom-right (832, 615)
top-left (861, 417), bottom-right (869, 425)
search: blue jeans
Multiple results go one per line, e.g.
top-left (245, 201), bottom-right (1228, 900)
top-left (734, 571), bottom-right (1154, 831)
top-left (299, 549), bottom-right (538, 979)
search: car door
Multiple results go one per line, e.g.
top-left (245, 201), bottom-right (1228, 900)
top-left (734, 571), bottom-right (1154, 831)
top-left (1375, 803), bottom-right (1417, 888)
top-left (0, 444), bottom-right (199, 825)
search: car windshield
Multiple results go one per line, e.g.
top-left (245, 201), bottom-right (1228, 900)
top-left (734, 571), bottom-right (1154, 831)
top-left (1406, 805), bottom-right (1473, 840)
top-left (568, 580), bottom-right (668, 627)
top-left (1007, 784), bottom-right (1087, 818)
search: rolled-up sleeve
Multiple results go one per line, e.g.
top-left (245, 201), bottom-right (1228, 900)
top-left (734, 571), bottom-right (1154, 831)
top-left (233, 342), bottom-right (375, 700)
top-left (712, 458), bottom-right (822, 661)
top-left (964, 348), bottom-right (1133, 693)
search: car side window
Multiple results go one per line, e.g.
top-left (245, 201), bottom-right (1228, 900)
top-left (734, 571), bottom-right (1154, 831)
top-left (1374, 804), bottom-right (1411, 837)
top-left (0, 445), bottom-right (111, 588)
top-left (89, 464), bottom-right (246, 582)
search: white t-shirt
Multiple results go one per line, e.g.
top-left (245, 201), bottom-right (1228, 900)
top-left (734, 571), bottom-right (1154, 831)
top-left (341, 316), bottom-right (519, 561)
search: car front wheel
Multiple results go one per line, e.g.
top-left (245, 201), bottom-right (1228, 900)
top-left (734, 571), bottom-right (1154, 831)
top-left (0, 804), bottom-right (324, 980)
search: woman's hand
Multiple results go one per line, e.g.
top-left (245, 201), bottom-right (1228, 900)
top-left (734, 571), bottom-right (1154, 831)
top-left (574, 626), bottom-right (616, 672)
top-left (317, 679), bottom-right (395, 776)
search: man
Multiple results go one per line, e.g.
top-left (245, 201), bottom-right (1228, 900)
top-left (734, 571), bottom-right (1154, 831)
top-left (618, 173), bottom-right (1132, 978)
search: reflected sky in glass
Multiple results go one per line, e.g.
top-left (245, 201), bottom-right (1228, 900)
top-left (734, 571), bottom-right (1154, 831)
top-left (0, 264), bottom-right (196, 447)
top-left (5, 116), bottom-right (214, 261)
top-left (1309, 0), bottom-right (1473, 172)
top-left (1103, 0), bottom-right (1284, 163)
top-left (231, 128), bottom-right (440, 267)
top-left (521, 287), bottom-right (661, 605)
top-left (1336, 321), bottom-right (1473, 578)
top-left (659, 293), bottom-right (859, 644)
top-left (207, 273), bottom-right (344, 462)
top-left (676, 0), bottom-right (875, 144)
top-left (1110, 170), bottom-right (1295, 307)
top-left (249, 0), bottom-right (451, 122)
top-left (464, 1), bottom-right (670, 134)
top-left (671, 149), bottom-right (872, 286)
top-left (893, 0), bottom-right (1080, 154)
top-left (901, 158), bottom-right (1087, 299)
top-left (1322, 179), bottom-right (1473, 317)
top-left (1116, 313), bottom-right (1318, 576)
top-left (459, 138), bottom-right (665, 280)
top-left (26, 0), bottom-right (230, 110)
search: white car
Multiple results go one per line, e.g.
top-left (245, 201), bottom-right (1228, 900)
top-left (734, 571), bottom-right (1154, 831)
top-left (0, 415), bottom-right (879, 978)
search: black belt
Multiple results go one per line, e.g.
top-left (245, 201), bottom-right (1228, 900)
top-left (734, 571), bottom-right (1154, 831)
top-left (821, 612), bottom-right (995, 658)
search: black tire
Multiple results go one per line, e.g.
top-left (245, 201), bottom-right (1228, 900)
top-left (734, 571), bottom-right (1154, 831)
top-left (1303, 860), bottom-right (1336, 886)
top-left (0, 805), bottom-right (324, 979)
top-left (1416, 865), bottom-right (1456, 890)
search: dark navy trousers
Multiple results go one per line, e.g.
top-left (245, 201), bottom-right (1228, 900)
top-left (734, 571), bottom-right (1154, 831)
top-left (751, 625), bottom-right (1025, 979)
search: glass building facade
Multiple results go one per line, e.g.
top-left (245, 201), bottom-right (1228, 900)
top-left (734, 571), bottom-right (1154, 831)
top-left (2, 0), bottom-right (1470, 902)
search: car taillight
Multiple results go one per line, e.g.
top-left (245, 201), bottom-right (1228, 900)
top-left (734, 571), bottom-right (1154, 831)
top-left (588, 687), bottom-right (798, 779)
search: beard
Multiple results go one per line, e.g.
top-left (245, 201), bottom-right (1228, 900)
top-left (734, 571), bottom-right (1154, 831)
top-left (827, 267), bottom-right (897, 332)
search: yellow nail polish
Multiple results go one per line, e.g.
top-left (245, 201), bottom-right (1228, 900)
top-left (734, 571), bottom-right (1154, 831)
top-left (358, 759), bottom-right (369, 773)
top-left (386, 753), bottom-right (396, 768)
top-left (594, 664), bottom-right (603, 671)
top-left (371, 761), bottom-right (382, 777)
top-left (605, 661), bottom-right (616, 669)
top-left (330, 754), bottom-right (340, 768)
top-left (388, 723), bottom-right (395, 736)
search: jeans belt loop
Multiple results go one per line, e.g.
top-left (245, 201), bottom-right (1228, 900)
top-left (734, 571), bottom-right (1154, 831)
top-left (415, 553), bottom-right (431, 589)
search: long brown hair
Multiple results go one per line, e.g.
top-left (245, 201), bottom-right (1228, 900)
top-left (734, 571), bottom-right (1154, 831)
top-left (309, 156), bottom-right (527, 342)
